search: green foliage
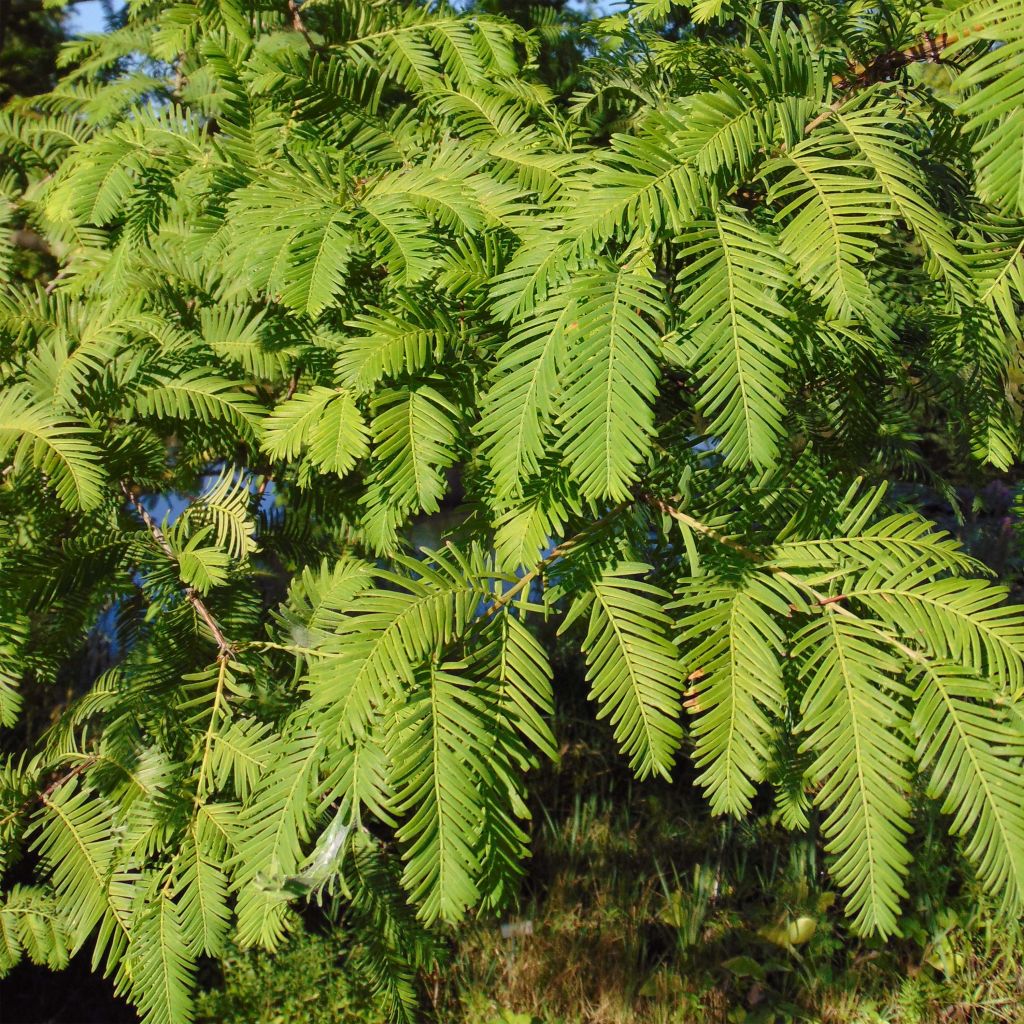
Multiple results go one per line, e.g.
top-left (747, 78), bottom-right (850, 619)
top-left (195, 926), bottom-right (387, 1024)
top-left (1, 1), bottom-right (1024, 1022)
top-left (569, 564), bottom-right (685, 780)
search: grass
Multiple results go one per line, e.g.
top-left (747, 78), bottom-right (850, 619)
top-left (436, 710), bottom-right (1024, 1024)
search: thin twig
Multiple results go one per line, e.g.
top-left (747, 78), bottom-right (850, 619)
top-left (801, 96), bottom-right (845, 139)
top-left (483, 538), bottom-right (576, 618)
top-left (482, 502), bottom-right (629, 618)
top-left (39, 757), bottom-right (96, 802)
top-left (120, 481), bottom-right (236, 657)
top-left (288, 0), bottom-right (322, 54)
top-left (44, 268), bottom-right (70, 295)
top-left (0, 757), bottom-right (97, 829)
top-left (640, 491), bottom-right (761, 560)
top-left (241, 639), bottom-right (322, 658)
top-left (793, 32), bottom-right (957, 144)
top-left (640, 493), bottom-right (928, 665)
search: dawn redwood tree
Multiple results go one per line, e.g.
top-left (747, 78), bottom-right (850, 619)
top-left (1, 0), bottom-right (1024, 1020)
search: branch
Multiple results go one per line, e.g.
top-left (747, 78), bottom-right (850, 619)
top-left (639, 491), bottom-right (763, 560)
top-left (832, 32), bottom-right (956, 91)
top-left (796, 33), bottom-right (958, 142)
top-left (801, 97), bottom-right (845, 139)
top-left (10, 228), bottom-right (53, 256)
top-left (120, 481), bottom-right (236, 657)
top-left (39, 758), bottom-right (96, 802)
top-left (0, 757), bottom-right (97, 830)
top-left (639, 492), bottom-right (928, 665)
top-left (482, 536), bottom-right (576, 618)
top-left (480, 502), bottom-right (630, 618)
top-left (288, 0), bottom-right (322, 54)
top-left (44, 267), bottom-right (71, 295)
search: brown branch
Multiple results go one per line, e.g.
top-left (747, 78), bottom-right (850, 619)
top-left (793, 33), bottom-right (959, 143)
top-left (10, 228), bottom-right (53, 256)
top-left (288, 0), bottom-right (322, 54)
top-left (120, 481), bottom-right (235, 657)
top-left (481, 502), bottom-right (630, 619)
top-left (832, 32), bottom-right (956, 91)
top-left (44, 268), bottom-right (70, 295)
top-left (801, 97), bottom-right (845, 139)
top-left (39, 758), bottom-right (95, 803)
top-left (0, 757), bottom-right (97, 830)
top-left (639, 492), bottom-right (928, 665)
top-left (482, 536), bottom-right (577, 618)
top-left (639, 490), bottom-right (761, 561)
top-left (284, 367), bottom-right (300, 401)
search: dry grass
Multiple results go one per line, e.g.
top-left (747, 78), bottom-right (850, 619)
top-left (439, 787), bottom-right (1024, 1024)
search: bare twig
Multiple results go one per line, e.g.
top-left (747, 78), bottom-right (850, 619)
top-left (481, 502), bottom-right (630, 618)
top-left (0, 756), bottom-right (98, 830)
top-left (44, 268), bottom-right (70, 295)
top-left (482, 537), bottom-right (577, 618)
top-left (794, 33), bottom-right (958, 144)
top-left (801, 96), bottom-right (846, 139)
top-left (39, 757), bottom-right (96, 803)
top-left (10, 228), bottom-right (53, 256)
top-left (120, 481), bottom-right (236, 657)
top-left (288, 0), bottom-right (322, 53)
top-left (832, 32), bottom-right (955, 91)
top-left (640, 491), bottom-right (761, 561)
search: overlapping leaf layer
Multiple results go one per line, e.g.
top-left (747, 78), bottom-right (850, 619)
top-left (1, 2), bottom-right (1024, 1021)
